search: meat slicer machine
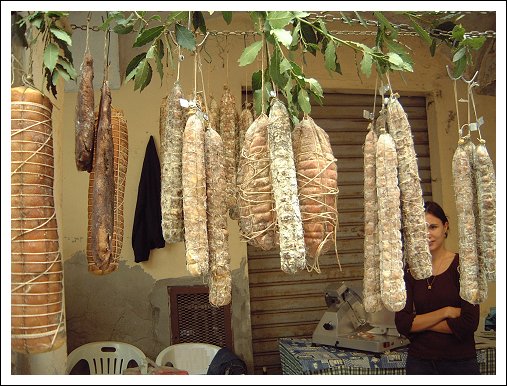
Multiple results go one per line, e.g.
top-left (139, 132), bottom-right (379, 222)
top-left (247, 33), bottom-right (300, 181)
top-left (312, 281), bottom-right (409, 352)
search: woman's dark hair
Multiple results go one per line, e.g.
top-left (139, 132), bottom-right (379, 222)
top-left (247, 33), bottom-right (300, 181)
top-left (424, 201), bottom-right (449, 237)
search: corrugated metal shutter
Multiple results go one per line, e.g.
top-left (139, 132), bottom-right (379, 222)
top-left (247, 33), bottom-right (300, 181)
top-left (247, 92), bottom-right (432, 374)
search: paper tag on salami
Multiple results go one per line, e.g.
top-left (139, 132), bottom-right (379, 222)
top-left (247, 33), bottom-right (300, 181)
top-left (379, 84), bottom-right (390, 95)
top-left (179, 98), bottom-right (189, 108)
top-left (363, 110), bottom-right (374, 120)
top-left (477, 116), bottom-right (484, 129)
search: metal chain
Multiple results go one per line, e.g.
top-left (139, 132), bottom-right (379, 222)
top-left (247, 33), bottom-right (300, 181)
top-left (71, 24), bottom-right (101, 32)
top-left (431, 28), bottom-right (496, 39)
top-left (70, 17), bottom-right (496, 40)
top-left (70, 24), bottom-right (423, 38)
top-left (306, 12), bottom-right (496, 39)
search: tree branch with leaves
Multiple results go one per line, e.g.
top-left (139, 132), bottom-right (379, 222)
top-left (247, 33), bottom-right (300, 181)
top-left (14, 10), bottom-right (487, 118)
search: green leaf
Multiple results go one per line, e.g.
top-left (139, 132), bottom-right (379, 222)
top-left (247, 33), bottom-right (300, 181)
top-left (44, 68), bottom-right (57, 98)
top-left (253, 83), bottom-right (271, 116)
top-left (47, 11), bottom-right (66, 18)
top-left (324, 40), bottom-right (336, 72)
top-left (310, 92), bottom-right (323, 106)
top-left (222, 11), bottom-right (232, 25)
top-left (149, 15), bottom-right (162, 22)
top-left (55, 64), bottom-right (71, 82)
top-left (403, 62), bottom-right (414, 72)
top-left (361, 51), bottom-right (373, 77)
top-left (280, 58), bottom-right (291, 73)
top-left (300, 22), bottom-right (317, 45)
top-left (51, 69), bottom-right (60, 88)
top-left (334, 60), bottom-right (342, 75)
top-left (430, 39), bottom-right (437, 56)
top-left (452, 46), bottom-right (466, 62)
top-left (298, 88), bottom-right (311, 114)
top-left (290, 61), bottom-right (303, 76)
top-left (464, 36), bottom-right (486, 50)
top-left (50, 27), bottom-right (72, 46)
top-left (134, 59), bottom-right (152, 92)
top-left (452, 25), bottom-right (465, 42)
top-left (192, 11), bottom-right (206, 34)
top-left (125, 53), bottom-right (146, 82)
top-left (385, 39), bottom-right (408, 57)
top-left (453, 55), bottom-right (467, 78)
top-left (43, 43), bottom-right (59, 73)
top-left (306, 78), bottom-right (323, 98)
top-left (58, 57), bottom-right (77, 79)
top-left (292, 11), bottom-right (310, 18)
top-left (175, 24), bottom-right (196, 52)
top-left (266, 11), bottom-right (293, 29)
top-left (316, 19), bottom-right (328, 35)
top-left (25, 11), bottom-right (43, 23)
top-left (100, 12), bottom-right (120, 30)
top-left (269, 47), bottom-right (288, 88)
top-left (113, 23), bottom-right (134, 34)
top-left (397, 50), bottom-right (414, 68)
top-left (250, 12), bottom-right (266, 32)
top-left (374, 12), bottom-right (396, 32)
top-left (134, 25), bottom-right (164, 48)
top-left (269, 47), bottom-right (280, 81)
top-left (165, 36), bottom-right (174, 69)
top-left (146, 45), bottom-right (156, 59)
top-left (167, 12), bottom-right (188, 23)
top-left (290, 23), bottom-right (301, 49)
top-left (338, 12), bottom-right (350, 24)
top-left (354, 12), bottom-right (368, 28)
top-left (283, 79), bottom-right (293, 102)
top-left (55, 39), bottom-right (74, 63)
top-left (271, 29), bottom-right (292, 48)
top-left (252, 70), bottom-right (262, 91)
top-left (117, 14), bottom-right (133, 25)
top-left (253, 89), bottom-right (263, 116)
top-left (305, 43), bottom-right (318, 56)
top-left (238, 40), bottom-right (263, 66)
top-left (406, 15), bottom-right (432, 45)
top-left (31, 17), bottom-right (43, 29)
top-left (154, 40), bottom-right (164, 83)
top-left (387, 52), bottom-right (404, 66)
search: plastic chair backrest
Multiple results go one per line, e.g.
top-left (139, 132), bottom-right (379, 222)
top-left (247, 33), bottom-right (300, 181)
top-left (66, 341), bottom-right (148, 375)
top-left (155, 343), bottom-right (221, 375)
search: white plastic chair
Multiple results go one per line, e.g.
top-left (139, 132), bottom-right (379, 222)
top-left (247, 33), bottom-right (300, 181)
top-left (66, 341), bottom-right (148, 375)
top-left (155, 343), bottom-right (221, 375)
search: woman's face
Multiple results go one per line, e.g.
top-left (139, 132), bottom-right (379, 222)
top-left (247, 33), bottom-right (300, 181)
top-left (425, 212), bottom-right (448, 253)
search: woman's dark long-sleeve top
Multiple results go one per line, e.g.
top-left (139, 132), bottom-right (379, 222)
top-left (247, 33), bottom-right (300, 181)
top-left (395, 254), bottom-right (480, 360)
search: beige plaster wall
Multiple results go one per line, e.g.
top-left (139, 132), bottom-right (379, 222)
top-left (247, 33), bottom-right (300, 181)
top-left (58, 12), bottom-right (496, 329)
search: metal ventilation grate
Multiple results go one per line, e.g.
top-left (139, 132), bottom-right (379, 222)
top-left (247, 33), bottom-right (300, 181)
top-left (168, 285), bottom-right (232, 349)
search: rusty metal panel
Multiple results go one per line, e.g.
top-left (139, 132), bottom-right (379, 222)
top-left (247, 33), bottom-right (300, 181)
top-left (168, 285), bottom-right (233, 349)
top-left (246, 92), bottom-right (432, 375)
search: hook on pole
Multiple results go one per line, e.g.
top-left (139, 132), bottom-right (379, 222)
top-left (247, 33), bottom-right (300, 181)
top-left (446, 64), bottom-right (462, 81)
top-left (461, 70), bottom-right (479, 85)
top-left (196, 32), bottom-right (210, 49)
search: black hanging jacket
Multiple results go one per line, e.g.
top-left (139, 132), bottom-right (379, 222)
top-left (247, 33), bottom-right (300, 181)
top-left (132, 135), bottom-right (165, 262)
